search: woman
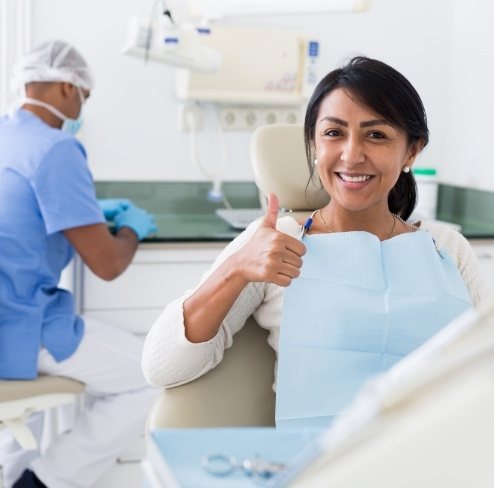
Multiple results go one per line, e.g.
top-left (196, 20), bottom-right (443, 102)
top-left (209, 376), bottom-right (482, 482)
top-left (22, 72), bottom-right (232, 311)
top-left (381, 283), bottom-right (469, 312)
top-left (142, 57), bottom-right (490, 426)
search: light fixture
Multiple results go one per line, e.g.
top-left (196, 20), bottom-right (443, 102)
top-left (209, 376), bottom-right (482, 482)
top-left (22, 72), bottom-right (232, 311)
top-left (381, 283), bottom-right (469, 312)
top-left (187, 0), bottom-right (372, 20)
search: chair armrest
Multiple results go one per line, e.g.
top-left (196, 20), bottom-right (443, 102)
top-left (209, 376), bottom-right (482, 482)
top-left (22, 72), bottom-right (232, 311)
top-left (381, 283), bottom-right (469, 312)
top-left (147, 316), bottom-right (276, 430)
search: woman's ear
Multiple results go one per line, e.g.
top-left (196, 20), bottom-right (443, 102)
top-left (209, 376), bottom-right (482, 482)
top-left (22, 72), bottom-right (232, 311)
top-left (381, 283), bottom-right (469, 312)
top-left (406, 140), bottom-right (423, 169)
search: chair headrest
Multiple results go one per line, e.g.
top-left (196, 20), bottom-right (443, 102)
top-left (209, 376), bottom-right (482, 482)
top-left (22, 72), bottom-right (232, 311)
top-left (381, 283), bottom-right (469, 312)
top-left (250, 124), bottom-right (329, 211)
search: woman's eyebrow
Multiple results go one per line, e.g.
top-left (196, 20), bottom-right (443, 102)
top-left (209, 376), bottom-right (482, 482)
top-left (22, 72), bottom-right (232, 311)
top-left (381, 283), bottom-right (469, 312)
top-left (320, 116), bottom-right (348, 126)
top-left (360, 119), bottom-right (392, 128)
top-left (320, 116), bottom-right (392, 128)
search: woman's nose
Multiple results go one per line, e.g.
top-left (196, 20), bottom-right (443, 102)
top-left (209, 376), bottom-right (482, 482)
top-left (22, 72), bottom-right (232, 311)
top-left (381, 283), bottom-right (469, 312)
top-left (340, 138), bottom-right (364, 166)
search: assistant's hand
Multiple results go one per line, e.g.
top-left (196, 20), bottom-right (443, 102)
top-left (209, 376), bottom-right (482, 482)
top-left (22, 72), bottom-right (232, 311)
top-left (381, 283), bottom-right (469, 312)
top-left (98, 198), bottom-right (132, 220)
top-left (234, 193), bottom-right (306, 287)
top-left (114, 205), bottom-right (158, 240)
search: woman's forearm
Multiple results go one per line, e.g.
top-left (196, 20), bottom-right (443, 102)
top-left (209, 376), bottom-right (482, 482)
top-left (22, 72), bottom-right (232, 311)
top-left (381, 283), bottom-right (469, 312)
top-left (183, 253), bottom-right (249, 343)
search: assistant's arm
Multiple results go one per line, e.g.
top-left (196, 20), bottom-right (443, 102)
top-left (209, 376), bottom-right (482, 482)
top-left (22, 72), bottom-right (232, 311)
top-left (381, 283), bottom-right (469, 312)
top-left (64, 224), bottom-right (138, 280)
top-left (34, 139), bottom-right (155, 281)
top-left (64, 200), bottom-right (157, 280)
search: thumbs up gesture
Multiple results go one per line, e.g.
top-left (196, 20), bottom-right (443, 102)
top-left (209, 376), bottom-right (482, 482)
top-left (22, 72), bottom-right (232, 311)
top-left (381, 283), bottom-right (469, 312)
top-left (260, 191), bottom-right (281, 230)
top-left (235, 193), bottom-right (306, 287)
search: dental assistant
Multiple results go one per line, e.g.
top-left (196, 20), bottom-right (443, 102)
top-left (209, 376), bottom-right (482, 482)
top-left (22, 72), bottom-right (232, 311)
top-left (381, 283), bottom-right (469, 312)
top-left (0, 40), bottom-right (159, 488)
top-left (142, 57), bottom-right (491, 426)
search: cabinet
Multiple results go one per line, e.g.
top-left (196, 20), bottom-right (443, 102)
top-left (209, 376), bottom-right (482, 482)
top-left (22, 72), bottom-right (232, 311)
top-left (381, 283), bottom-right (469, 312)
top-left (80, 242), bottom-right (226, 334)
top-left (469, 239), bottom-right (494, 291)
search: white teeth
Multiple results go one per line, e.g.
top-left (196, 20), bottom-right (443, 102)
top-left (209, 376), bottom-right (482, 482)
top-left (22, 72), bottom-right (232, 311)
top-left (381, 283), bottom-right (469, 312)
top-left (339, 173), bottom-right (372, 182)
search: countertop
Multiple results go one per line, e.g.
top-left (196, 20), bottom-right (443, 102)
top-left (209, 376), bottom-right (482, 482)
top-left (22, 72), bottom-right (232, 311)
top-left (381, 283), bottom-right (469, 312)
top-left (95, 181), bottom-right (261, 242)
top-left (436, 184), bottom-right (494, 239)
top-left (95, 181), bottom-right (494, 242)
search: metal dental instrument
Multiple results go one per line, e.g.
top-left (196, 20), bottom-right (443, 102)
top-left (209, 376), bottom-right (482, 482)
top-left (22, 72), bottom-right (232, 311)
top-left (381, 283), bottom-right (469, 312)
top-left (202, 453), bottom-right (286, 480)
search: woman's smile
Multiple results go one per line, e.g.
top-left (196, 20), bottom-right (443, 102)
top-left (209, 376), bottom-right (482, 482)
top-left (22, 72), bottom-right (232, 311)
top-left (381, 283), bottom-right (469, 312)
top-left (336, 171), bottom-right (375, 188)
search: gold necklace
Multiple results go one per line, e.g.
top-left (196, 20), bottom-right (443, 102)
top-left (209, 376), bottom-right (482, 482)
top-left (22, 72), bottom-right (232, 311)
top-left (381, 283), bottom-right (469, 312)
top-left (393, 213), bottom-right (420, 232)
top-left (318, 209), bottom-right (332, 233)
top-left (318, 209), bottom-right (407, 239)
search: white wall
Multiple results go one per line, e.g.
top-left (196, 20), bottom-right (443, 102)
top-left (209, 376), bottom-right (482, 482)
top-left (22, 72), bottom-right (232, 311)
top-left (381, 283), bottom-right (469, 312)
top-left (444, 0), bottom-right (494, 191)
top-left (30, 0), bottom-right (456, 183)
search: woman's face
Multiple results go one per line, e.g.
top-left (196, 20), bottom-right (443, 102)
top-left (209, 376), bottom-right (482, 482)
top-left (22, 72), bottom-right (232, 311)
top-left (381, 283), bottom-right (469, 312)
top-left (313, 88), bottom-right (419, 214)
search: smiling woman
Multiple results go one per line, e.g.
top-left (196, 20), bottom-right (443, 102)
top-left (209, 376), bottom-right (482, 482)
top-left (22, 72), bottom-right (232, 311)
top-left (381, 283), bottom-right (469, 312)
top-left (142, 55), bottom-right (491, 431)
top-left (304, 56), bottom-right (429, 239)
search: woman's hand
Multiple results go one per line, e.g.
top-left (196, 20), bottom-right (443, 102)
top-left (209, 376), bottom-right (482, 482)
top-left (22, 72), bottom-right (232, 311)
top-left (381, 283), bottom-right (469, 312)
top-left (183, 193), bottom-right (306, 343)
top-left (233, 193), bottom-right (306, 287)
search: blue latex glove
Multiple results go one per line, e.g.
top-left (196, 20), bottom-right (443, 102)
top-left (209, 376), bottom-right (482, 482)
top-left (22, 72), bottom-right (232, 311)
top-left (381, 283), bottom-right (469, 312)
top-left (113, 205), bottom-right (158, 240)
top-left (98, 198), bottom-right (132, 220)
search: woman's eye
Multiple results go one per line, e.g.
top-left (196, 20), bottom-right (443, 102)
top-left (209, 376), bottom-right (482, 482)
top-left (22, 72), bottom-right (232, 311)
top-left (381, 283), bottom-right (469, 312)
top-left (368, 131), bottom-right (386, 139)
top-left (324, 129), bottom-right (341, 137)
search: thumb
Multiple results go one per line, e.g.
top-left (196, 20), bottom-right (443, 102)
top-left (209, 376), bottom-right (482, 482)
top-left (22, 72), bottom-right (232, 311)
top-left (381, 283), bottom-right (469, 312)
top-left (261, 193), bottom-right (279, 229)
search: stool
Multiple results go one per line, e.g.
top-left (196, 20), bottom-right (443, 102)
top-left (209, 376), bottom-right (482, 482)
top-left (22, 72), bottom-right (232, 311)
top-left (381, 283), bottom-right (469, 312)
top-left (0, 375), bottom-right (85, 450)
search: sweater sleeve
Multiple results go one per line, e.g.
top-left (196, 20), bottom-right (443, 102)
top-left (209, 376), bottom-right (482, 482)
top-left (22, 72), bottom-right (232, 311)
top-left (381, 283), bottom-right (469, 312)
top-left (141, 216), bottom-right (298, 388)
top-left (419, 220), bottom-right (493, 307)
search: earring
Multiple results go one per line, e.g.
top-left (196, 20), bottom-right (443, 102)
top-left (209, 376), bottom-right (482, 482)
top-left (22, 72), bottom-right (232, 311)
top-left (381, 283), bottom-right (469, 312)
top-left (403, 166), bottom-right (410, 173)
top-left (314, 158), bottom-right (318, 166)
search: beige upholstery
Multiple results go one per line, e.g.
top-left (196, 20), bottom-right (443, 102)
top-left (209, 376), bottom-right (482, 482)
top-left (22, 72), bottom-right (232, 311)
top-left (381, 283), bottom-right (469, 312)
top-left (0, 376), bottom-right (84, 402)
top-left (0, 375), bottom-right (84, 450)
top-left (251, 124), bottom-right (329, 211)
top-left (147, 317), bottom-right (276, 430)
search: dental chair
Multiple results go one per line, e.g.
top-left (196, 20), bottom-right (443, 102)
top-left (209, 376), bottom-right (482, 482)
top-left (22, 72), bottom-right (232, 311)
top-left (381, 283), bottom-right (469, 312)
top-left (147, 124), bottom-right (324, 430)
top-left (0, 376), bottom-right (84, 450)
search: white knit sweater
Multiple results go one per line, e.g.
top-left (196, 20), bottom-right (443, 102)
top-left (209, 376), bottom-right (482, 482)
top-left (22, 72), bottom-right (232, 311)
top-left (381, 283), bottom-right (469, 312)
top-left (142, 217), bottom-right (492, 388)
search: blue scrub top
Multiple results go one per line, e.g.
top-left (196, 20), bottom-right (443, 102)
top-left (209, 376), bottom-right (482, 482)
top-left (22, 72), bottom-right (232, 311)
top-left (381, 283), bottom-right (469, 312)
top-left (0, 109), bottom-right (105, 379)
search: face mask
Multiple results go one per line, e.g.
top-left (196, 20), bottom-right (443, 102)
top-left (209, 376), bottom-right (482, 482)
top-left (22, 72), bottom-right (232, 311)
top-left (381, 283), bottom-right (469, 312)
top-left (62, 114), bottom-right (83, 136)
top-left (22, 86), bottom-right (86, 136)
top-left (62, 87), bottom-right (85, 135)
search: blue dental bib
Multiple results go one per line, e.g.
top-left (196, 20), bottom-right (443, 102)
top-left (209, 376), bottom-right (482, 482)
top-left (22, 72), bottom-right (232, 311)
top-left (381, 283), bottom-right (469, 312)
top-left (275, 230), bottom-right (472, 428)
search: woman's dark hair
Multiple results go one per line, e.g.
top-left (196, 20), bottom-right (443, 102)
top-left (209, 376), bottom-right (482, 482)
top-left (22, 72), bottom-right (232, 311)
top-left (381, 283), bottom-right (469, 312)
top-left (304, 56), bottom-right (429, 220)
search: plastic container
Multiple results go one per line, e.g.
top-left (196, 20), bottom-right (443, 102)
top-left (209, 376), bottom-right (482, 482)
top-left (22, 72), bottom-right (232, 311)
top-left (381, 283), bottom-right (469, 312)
top-left (412, 167), bottom-right (438, 220)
